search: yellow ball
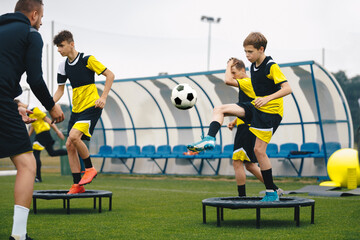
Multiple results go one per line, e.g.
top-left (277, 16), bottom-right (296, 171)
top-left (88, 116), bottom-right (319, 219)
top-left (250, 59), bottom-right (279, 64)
top-left (327, 148), bottom-right (360, 187)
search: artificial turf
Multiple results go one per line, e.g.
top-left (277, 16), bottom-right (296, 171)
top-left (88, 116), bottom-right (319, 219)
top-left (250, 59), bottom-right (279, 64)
top-left (1, 173), bottom-right (359, 240)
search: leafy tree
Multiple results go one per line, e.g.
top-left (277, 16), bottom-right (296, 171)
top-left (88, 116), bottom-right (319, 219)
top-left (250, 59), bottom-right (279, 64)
top-left (332, 71), bottom-right (360, 143)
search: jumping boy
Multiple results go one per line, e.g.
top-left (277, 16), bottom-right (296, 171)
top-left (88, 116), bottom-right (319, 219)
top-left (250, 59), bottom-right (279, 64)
top-left (188, 32), bottom-right (292, 201)
top-left (53, 30), bottom-right (115, 194)
top-left (15, 100), bottom-right (67, 183)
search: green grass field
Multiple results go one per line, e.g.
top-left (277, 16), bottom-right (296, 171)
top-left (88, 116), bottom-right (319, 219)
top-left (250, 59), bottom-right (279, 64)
top-left (1, 172), bottom-right (360, 240)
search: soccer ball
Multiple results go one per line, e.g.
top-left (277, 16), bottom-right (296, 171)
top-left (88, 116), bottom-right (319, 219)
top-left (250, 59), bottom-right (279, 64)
top-left (171, 83), bottom-right (197, 110)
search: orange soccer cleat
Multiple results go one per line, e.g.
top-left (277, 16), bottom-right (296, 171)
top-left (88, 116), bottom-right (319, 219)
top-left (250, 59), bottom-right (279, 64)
top-left (67, 184), bottom-right (85, 194)
top-left (78, 167), bottom-right (98, 186)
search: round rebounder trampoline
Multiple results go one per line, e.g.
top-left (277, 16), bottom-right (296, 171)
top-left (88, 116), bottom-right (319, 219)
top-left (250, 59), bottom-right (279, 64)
top-left (202, 196), bottom-right (315, 228)
top-left (32, 190), bottom-right (112, 214)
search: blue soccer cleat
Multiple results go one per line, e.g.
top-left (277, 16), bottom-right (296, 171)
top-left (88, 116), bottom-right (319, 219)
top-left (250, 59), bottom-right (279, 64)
top-left (260, 190), bottom-right (279, 202)
top-left (187, 136), bottom-right (215, 152)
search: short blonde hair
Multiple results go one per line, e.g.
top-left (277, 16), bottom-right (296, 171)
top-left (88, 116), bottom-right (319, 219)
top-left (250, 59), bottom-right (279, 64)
top-left (231, 58), bottom-right (245, 71)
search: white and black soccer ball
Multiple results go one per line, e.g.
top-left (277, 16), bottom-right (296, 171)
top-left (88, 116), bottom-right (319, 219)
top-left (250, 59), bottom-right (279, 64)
top-left (171, 83), bottom-right (197, 110)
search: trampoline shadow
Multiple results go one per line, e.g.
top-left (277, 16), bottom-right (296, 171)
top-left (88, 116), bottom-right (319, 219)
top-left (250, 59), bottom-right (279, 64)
top-left (267, 185), bottom-right (360, 197)
top-left (203, 218), bottom-right (297, 228)
top-left (31, 208), bottom-right (103, 215)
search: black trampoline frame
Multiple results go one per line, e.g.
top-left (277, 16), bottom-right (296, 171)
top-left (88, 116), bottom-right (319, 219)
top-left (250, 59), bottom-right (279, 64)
top-left (32, 190), bottom-right (112, 214)
top-left (202, 196), bottom-right (315, 228)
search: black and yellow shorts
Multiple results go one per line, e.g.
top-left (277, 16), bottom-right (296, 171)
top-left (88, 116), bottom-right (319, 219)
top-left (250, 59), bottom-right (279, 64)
top-left (68, 106), bottom-right (102, 141)
top-left (233, 124), bottom-right (257, 163)
top-left (33, 130), bottom-right (55, 151)
top-left (0, 99), bottom-right (32, 158)
top-left (237, 102), bottom-right (282, 144)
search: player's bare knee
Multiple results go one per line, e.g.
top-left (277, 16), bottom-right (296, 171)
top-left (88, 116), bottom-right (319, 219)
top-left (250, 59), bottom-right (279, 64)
top-left (254, 146), bottom-right (266, 159)
top-left (18, 157), bottom-right (36, 176)
top-left (244, 162), bottom-right (255, 172)
top-left (213, 105), bottom-right (225, 115)
top-left (68, 133), bottom-right (81, 144)
top-left (66, 138), bottom-right (75, 150)
top-left (233, 160), bottom-right (243, 169)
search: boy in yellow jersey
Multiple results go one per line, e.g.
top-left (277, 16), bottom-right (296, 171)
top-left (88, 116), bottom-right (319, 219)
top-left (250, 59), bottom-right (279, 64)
top-left (188, 32), bottom-right (292, 201)
top-left (28, 107), bottom-right (67, 182)
top-left (225, 58), bottom-right (284, 197)
top-left (15, 100), bottom-right (67, 183)
top-left (53, 30), bottom-right (115, 194)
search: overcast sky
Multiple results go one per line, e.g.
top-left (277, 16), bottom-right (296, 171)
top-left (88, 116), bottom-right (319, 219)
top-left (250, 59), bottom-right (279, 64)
top-left (2, 0), bottom-right (360, 105)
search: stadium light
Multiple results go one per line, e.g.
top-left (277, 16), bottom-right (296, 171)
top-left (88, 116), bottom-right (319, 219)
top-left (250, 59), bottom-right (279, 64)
top-left (201, 16), bottom-right (221, 71)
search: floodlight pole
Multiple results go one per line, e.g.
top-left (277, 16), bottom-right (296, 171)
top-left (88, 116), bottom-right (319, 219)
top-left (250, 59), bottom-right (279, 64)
top-left (201, 16), bottom-right (221, 71)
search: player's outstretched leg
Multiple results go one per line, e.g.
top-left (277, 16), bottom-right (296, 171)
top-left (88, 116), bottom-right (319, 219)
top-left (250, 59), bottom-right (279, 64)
top-left (187, 121), bottom-right (220, 152)
top-left (187, 135), bottom-right (216, 152)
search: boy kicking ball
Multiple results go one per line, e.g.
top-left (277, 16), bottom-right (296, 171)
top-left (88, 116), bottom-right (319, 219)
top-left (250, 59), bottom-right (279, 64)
top-left (188, 32), bottom-right (292, 201)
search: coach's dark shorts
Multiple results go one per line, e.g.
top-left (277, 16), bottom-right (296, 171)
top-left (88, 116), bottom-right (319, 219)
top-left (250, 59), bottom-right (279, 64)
top-left (233, 124), bottom-right (257, 163)
top-left (0, 99), bottom-right (32, 158)
top-left (68, 106), bottom-right (102, 141)
top-left (237, 102), bottom-right (282, 143)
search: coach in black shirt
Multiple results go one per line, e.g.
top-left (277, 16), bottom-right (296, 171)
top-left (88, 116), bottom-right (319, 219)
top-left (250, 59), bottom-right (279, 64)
top-left (0, 1), bottom-right (64, 239)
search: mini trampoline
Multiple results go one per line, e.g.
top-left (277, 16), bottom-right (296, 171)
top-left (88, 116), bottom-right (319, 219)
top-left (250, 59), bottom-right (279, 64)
top-left (32, 190), bottom-right (112, 214)
top-left (202, 196), bottom-right (315, 228)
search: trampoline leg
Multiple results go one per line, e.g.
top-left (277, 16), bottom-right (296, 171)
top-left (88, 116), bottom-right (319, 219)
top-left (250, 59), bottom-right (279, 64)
top-left (256, 208), bottom-right (260, 229)
top-left (216, 207), bottom-right (221, 227)
top-left (311, 204), bottom-right (315, 224)
top-left (94, 197), bottom-right (96, 209)
top-left (221, 208), bottom-right (224, 221)
top-left (33, 197), bottom-right (37, 214)
top-left (202, 204), bottom-right (206, 224)
top-left (109, 196), bottom-right (112, 211)
top-left (295, 206), bottom-right (300, 227)
top-left (67, 199), bottom-right (70, 214)
top-left (63, 199), bottom-right (66, 209)
top-left (99, 197), bottom-right (102, 213)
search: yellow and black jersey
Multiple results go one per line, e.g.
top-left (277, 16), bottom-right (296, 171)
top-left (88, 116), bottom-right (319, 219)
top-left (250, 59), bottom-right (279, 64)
top-left (235, 77), bottom-right (255, 126)
top-left (249, 56), bottom-right (287, 117)
top-left (57, 52), bottom-right (107, 113)
top-left (29, 107), bottom-right (50, 134)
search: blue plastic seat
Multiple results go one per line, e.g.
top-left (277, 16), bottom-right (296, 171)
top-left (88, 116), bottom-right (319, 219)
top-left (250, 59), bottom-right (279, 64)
top-left (218, 144), bottom-right (234, 158)
top-left (198, 145), bottom-right (222, 159)
top-left (311, 142), bottom-right (341, 158)
top-left (91, 145), bottom-right (112, 158)
top-left (140, 145), bottom-right (156, 157)
top-left (127, 145), bottom-right (141, 158)
top-left (172, 144), bottom-right (194, 158)
top-left (288, 142), bottom-right (320, 158)
top-left (274, 143), bottom-right (298, 158)
top-left (266, 143), bottom-right (278, 158)
top-left (152, 145), bottom-right (172, 158)
top-left (112, 145), bottom-right (130, 158)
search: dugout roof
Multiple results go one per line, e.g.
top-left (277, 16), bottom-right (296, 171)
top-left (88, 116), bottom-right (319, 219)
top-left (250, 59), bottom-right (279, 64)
top-left (66, 60), bottom-right (353, 176)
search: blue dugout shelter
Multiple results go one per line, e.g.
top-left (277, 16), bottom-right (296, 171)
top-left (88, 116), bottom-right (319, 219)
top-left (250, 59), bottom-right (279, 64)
top-left (66, 61), bottom-right (353, 177)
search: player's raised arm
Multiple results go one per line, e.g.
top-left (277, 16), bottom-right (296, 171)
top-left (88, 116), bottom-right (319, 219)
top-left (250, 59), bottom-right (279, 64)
top-left (44, 116), bottom-right (65, 140)
top-left (225, 58), bottom-right (239, 87)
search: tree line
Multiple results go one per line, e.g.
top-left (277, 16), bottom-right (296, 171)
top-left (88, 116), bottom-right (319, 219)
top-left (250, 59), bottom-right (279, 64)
top-left (333, 71), bottom-right (360, 143)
